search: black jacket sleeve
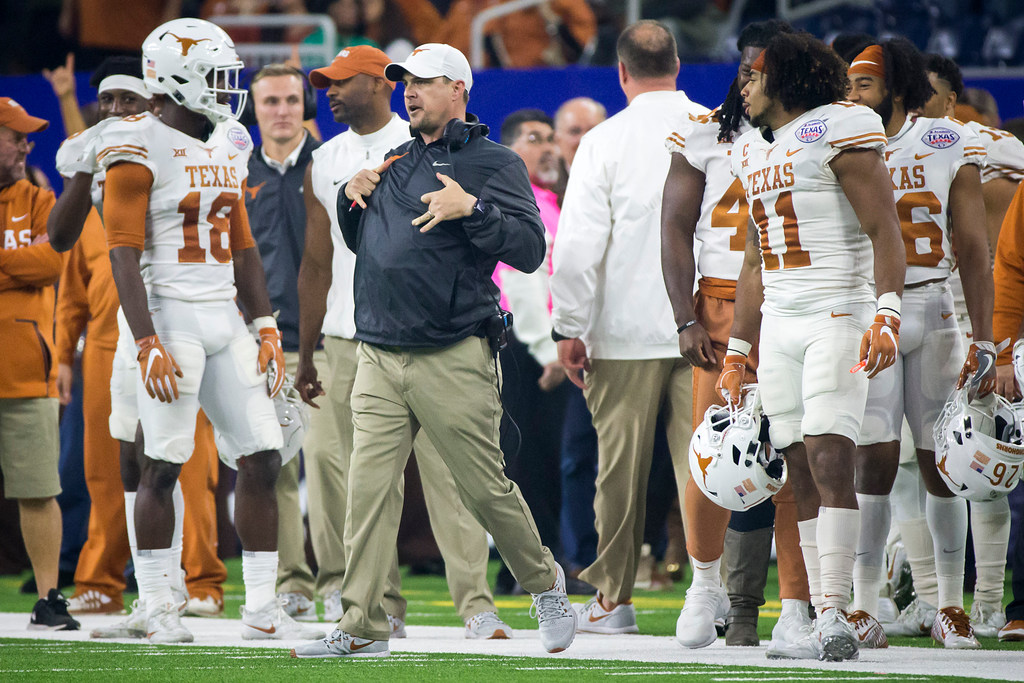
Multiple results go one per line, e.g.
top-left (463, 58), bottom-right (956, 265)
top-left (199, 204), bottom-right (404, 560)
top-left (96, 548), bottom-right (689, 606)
top-left (461, 157), bottom-right (546, 274)
top-left (337, 184), bottom-right (363, 254)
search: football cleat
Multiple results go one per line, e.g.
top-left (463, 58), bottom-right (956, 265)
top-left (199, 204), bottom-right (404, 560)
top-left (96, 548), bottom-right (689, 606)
top-left (969, 600), bottom-right (1006, 638)
top-left (882, 597), bottom-right (936, 637)
top-left (91, 599), bottom-right (147, 639)
top-left (465, 611), bottom-right (512, 639)
top-left (531, 562), bottom-right (577, 653)
top-left (575, 596), bottom-right (639, 635)
top-left (279, 592), bottom-right (318, 622)
top-left (146, 602), bottom-right (193, 643)
top-left (675, 584), bottom-right (729, 648)
top-left (931, 606), bottom-right (981, 649)
top-left (815, 609), bottom-right (859, 661)
top-left (290, 629), bottom-right (389, 658)
top-left (848, 610), bottom-right (889, 648)
top-left (766, 605), bottom-right (816, 660)
top-left (998, 619), bottom-right (1024, 642)
top-left (241, 598), bottom-right (326, 640)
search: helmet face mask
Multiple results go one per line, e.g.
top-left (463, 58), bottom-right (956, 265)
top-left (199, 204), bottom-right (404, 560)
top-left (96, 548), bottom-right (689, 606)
top-left (143, 18), bottom-right (247, 123)
top-left (933, 386), bottom-right (1024, 502)
top-left (689, 385), bottom-right (786, 511)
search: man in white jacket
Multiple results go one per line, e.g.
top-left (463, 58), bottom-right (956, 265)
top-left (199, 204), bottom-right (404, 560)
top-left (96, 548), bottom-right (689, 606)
top-left (549, 19), bottom-right (708, 634)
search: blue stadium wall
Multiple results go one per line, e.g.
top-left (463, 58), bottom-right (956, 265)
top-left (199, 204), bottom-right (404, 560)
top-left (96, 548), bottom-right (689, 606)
top-left (2, 63), bottom-right (1021, 190)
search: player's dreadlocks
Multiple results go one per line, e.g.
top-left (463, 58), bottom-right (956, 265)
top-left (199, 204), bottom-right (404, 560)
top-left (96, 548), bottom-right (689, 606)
top-left (881, 38), bottom-right (934, 115)
top-left (760, 32), bottom-right (849, 114)
top-left (925, 53), bottom-right (964, 101)
top-left (717, 20), bottom-right (793, 142)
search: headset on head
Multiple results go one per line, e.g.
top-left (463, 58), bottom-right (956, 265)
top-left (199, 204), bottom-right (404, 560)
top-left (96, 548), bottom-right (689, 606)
top-left (238, 64), bottom-right (317, 128)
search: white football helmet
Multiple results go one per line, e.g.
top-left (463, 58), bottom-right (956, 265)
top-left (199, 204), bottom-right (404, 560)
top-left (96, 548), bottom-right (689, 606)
top-left (275, 374), bottom-right (310, 466)
top-left (688, 384), bottom-right (786, 511)
top-left (142, 18), bottom-right (246, 123)
top-left (933, 386), bottom-right (1024, 502)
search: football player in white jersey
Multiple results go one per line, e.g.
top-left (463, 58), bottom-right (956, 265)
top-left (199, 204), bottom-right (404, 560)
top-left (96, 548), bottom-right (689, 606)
top-left (846, 40), bottom-right (994, 650)
top-left (96, 18), bottom-right (322, 644)
top-left (662, 19), bottom-right (816, 653)
top-left (721, 32), bottom-right (906, 661)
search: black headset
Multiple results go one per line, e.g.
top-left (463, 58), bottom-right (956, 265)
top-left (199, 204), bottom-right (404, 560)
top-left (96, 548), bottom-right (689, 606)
top-left (238, 64), bottom-right (317, 128)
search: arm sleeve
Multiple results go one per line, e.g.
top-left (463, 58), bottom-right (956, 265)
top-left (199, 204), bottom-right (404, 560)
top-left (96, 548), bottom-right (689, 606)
top-left (993, 182), bottom-right (1024, 365)
top-left (102, 163), bottom-right (153, 251)
top-left (463, 156), bottom-right (546, 273)
top-left (229, 184), bottom-right (257, 251)
top-left (549, 134), bottom-right (613, 338)
top-left (54, 236), bottom-right (92, 366)
top-left (0, 188), bottom-right (64, 287)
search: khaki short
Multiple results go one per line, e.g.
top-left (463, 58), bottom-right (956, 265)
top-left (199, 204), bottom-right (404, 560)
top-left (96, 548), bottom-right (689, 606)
top-left (0, 397), bottom-right (60, 499)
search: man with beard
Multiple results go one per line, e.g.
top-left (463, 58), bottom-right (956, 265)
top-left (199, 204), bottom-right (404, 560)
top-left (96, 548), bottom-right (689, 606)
top-left (724, 32), bottom-right (905, 661)
top-left (846, 39), bottom-right (993, 650)
top-left (661, 19), bottom-right (812, 654)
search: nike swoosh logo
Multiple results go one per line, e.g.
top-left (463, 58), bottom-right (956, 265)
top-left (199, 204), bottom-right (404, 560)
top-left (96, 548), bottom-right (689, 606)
top-left (228, 153), bottom-right (238, 160)
top-left (786, 149), bottom-right (802, 157)
top-left (333, 178), bottom-right (346, 186)
top-left (588, 611), bottom-right (611, 623)
top-left (941, 312), bottom-right (953, 320)
top-left (941, 548), bottom-right (959, 554)
top-left (972, 352), bottom-right (996, 386)
top-left (831, 312), bottom-right (851, 318)
top-left (915, 153), bottom-right (934, 160)
top-left (249, 624), bottom-right (277, 634)
top-left (432, 161), bottom-right (451, 167)
top-left (11, 213), bottom-right (27, 222)
top-left (350, 639), bottom-right (378, 651)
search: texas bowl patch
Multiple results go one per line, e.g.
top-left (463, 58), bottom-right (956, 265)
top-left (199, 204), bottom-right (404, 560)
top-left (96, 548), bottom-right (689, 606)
top-left (227, 127), bottom-right (249, 150)
top-left (922, 127), bottom-right (959, 149)
top-left (796, 119), bottom-right (827, 143)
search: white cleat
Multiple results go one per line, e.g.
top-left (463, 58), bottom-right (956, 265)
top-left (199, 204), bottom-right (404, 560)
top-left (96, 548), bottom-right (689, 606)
top-left (290, 629), bottom-right (389, 658)
top-left (465, 611), bottom-right (512, 639)
top-left (240, 598), bottom-right (326, 640)
top-left (931, 606), bottom-right (981, 649)
top-left (970, 601), bottom-right (1006, 638)
top-left (815, 609), bottom-right (859, 662)
top-left (575, 596), bottom-right (639, 635)
top-left (531, 562), bottom-right (577, 653)
top-left (848, 610), bottom-right (888, 648)
top-left (146, 602), bottom-right (193, 644)
top-left (324, 589), bottom-right (343, 622)
top-left (91, 599), bottom-right (147, 639)
top-left (883, 597), bottom-right (936, 637)
top-left (675, 584), bottom-right (729, 649)
top-left (766, 604), bottom-right (816, 659)
top-left (387, 614), bottom-right (407, 639)
top-left (278, 592), bottom-right (318, 622)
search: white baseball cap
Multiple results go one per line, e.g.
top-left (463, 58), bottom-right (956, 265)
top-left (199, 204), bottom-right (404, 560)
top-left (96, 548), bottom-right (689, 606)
top-left (385, 44), bottom-right (473, 92)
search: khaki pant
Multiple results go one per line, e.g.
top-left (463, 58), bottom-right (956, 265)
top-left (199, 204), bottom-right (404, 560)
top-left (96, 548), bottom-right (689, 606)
top-left (340, 336), bottom-right (554, 640)
top-left (579, 358), bottom-right (693, 605)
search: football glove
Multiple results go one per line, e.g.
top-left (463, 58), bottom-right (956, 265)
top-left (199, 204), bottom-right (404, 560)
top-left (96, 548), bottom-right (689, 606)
top-left (255, 316), bottom-right (286, 398)
top-left (136, 335), bottom-right (183, 403)
top-left (958, 341), bottom-right (997, 398)
top-left (858, 310), bottom-right (900, 379)
top-left (716, 354), bottom-right (747, 407)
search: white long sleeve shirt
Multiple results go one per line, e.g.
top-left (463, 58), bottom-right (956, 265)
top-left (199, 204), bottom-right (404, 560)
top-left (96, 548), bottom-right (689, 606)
top-left (550, 89), bottom-right (708, 360)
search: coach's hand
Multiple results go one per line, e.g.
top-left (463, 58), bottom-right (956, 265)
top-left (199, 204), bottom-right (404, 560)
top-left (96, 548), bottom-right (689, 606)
top-left (678, 321), bottom-right (717, 370)
top-left (346, 154), bottom-right (402, 209)
top-left (295, 356), bottom-right (325, 408)
top-left (255, 316), bottom-right (286, 398)
top-left (413, 173), bottom-right (475, 233)
top-left (136, 335), bottom-right (183, 403)
top-left (859, 310), bottom-right (900, 379)
top-left (557, 338), bottom-right (591, 390)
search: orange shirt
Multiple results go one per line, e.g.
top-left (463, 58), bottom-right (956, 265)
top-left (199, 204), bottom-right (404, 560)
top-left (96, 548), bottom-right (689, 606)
top-left (55, 209), bottom-right (121, 366)
top-left (993, 181), bottom-right (1024, 365)
top-left (0, 180), bottom-right (63, 398)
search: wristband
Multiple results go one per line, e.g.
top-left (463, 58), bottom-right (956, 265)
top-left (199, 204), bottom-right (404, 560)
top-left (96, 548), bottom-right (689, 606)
top-left (253, 315), bottom-right (278, 331)
top-left (726, 337), bottom-right (752, 358)
top-left (876, 292), bottom-right (901, 318)
top-left (677, 320), bottom-right (698, 334)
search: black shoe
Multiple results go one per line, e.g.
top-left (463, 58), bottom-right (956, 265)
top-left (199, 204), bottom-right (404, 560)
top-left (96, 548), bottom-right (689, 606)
top-left (29, 589), bottom-right (81, 631)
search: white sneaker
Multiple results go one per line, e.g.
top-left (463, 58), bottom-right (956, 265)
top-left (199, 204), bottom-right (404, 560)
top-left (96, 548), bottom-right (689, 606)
top-left (465, 611), bottom-right (512, 639)
top-left (848, 610), bottom-right (888, 648)
top-left (91, 599), bottom-right (147, 639)
top-left (883, 597), bottom-right (936, 637)
top-left (815, 609), bottom-right (859, 661)
top-left (324, 589), bottom-right (343, 622)
top-left (970, 601), bottom-right (1006, 638)
top-left (531, 562), bottom-right (577, 653)
top-left (575, 596), bottom-right (639, 634)
top-left (676, 584), bottom-right (729, 648)
top-left (184, 595), bottom-right (223, 617)
top-left (240, 598), bottom-right (326, 640)
top-left (290, 629), bottom-right (389, 658)
top-left (931, 606), bottom-right (981, 649)
top-left (146, 602), bottom-right (193, 643)
top-left (766, 605), bottom-right (817, 659)
top-left (278, 592), bottom-right (318, 622)
top-left (387, 614), bottom-right (407, 638)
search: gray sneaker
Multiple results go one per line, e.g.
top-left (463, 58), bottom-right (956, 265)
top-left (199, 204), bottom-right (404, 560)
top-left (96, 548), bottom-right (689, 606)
top-left (815, 609), bottom-right (859, 662)
top-left (465, 611), bottom-right (512, 639)
top-left (531, 562), bottom-right (577, 653)
top-left (575, 596), bottom-right (639, 635)
top-left (290, 629), bottom-right (389, 658)
top-left (91, 599), bottom-right (147, 639)
top-left (323, 589), bottom-right (343, 622)
top-left (278, 592), bottom-right (318, 622)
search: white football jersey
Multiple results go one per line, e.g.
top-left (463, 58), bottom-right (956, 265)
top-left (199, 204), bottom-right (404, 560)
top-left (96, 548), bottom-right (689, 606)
top-left (55, 117), bottom-right (119, 213)
top-left (732, 102), bottom-right (887, 316)
top-left (965, 120), bottom-right (1024, 183)
top-left (666, 108), bottom-right (751, 282)
top-left (95, 112), bottom-right (253, 302)
top-left (884, 116), bottom-right (984, 286)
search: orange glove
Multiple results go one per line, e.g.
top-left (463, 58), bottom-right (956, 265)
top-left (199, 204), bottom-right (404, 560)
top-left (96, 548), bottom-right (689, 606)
top-left (958, 341), bottom-right (997, 398)
top-left (255, 316), bottom-right (286, 397)
top-left (858, 310), bottom-right (900, 379)
top-left (716, 354), bottom-right (747, 407)
top-left (136, 335), bottom-right (183, 403)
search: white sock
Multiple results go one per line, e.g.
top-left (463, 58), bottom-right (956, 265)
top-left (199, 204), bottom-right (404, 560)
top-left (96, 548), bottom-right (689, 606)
top-left (853, 493), bottom-right (889, 615)
top-left (818, 507), bottom-right (859, 612)
top-left (926, 493), bottom-right (968, 609)
top-left (797, 518), bottom-right (822, 613)
top-left (781, 598), bottom-right (810, 620)
top-left (689, 555), bottom-right (722, 588)
top-left (171, 481), bottom-right (186, 594)
top-left (136, 548), bottom-right (174, 614)
top-left (890, 461), bottom-right (925, 520)
top-left (898, 515), bottom-right (938, 607)
top-left (970, 497), bottom-right (1011, 606)
top-left (124, 492), bottom-right (144, 603)
top-left (242, 550), bottom-right (278, 611)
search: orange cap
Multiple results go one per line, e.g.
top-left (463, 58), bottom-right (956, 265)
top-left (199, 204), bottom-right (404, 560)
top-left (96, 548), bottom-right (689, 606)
top-left (750, 50), bottom-right (766, 73)
top-left (848, 45), bottom-right (885, 80)
top-left (0, 98), bottom-right (48, 133)
top-left (309, 46), bottom-right (394, 89)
